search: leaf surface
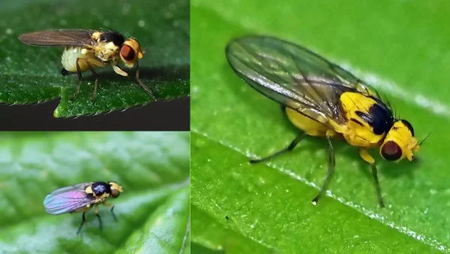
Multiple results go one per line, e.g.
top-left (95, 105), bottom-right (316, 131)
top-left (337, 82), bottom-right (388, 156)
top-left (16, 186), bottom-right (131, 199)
top-left (0, 0), bottom-right (189, 117)
top-left (0, 132), bottom-right (189, 254)
top-left (191, 1), bottom-right (450, 253)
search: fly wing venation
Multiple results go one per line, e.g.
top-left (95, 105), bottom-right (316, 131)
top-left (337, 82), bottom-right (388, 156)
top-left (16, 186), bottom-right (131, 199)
top-left (43, 183), bottom-right (93, 214)
top-left (226, 35), bottom-right (375, 125)
top-left (19, 29), bottom-right (95, 47)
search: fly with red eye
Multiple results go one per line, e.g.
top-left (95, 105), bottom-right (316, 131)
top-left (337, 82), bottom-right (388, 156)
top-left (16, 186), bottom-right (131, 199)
top-left (18, 29), bottom-right (154, 99)
top-left (120, 45), bottom-right (135, 61)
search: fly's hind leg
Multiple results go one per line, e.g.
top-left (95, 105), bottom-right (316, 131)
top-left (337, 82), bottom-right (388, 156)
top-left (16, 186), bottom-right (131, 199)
top-left (61, 68), bottom-right (70, 76)
top-left (76, 212), bottom-right (86, 235)
top-left (359, 149), bottom-right (385, 207)
top-left (312, 135), bottom-right (335, 205)
top-left (250, 133), bottom-right (305, 163)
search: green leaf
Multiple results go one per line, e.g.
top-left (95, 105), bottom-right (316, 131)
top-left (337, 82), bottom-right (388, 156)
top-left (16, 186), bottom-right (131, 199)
top-left (116, 188), bottom-right (190, 254)
top-left (191, 206), bottom-right (271, 254)
top-left (191, 1), bottom-right (450, 253)
top-left (0, 0), bottom-right (189, 117)
top-left (0, 132), bottom-right (189, 254)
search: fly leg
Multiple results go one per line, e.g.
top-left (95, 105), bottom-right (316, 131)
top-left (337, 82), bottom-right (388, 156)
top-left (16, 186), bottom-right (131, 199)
top-left (312, 136), bottom-right (335, 205)
top-left (103, 202), bottom-right (117, 222)
top-left (134, 61), bottom-right (155, 100)
top-left (250, 133), bottom-right (305, 163)
top-left (76, 212), bottom-right (86, 235)
top-left (95, 207), bottom-right (103, 231)
top-left (359, 149), bottom-right (385, 207)
top-left (110, 204), bottom-right (117, 222)
top-left (87, 63), bottom-right (99, 100)
top-left (371, 163), bottom-right (385, 208)
top-left (71, 58), bottom-right (83, 99)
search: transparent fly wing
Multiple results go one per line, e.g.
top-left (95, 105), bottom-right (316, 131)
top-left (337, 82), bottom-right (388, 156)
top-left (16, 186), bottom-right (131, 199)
top-left (226, 36), bottom-right (374, 125)
top-left (43, 183), bottom-right (93, 215)
top-left (19, 29), bottom-right (95, 47)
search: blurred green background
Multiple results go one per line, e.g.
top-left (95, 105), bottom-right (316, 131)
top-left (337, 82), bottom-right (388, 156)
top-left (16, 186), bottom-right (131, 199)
top-left (191, 0), bottom-right (450, 253)
top-left (0, 132), bottom-right (189, 254)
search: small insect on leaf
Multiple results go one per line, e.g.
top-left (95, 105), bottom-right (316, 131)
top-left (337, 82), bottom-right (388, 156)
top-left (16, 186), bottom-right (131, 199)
top-left (18, 29), bottom-right (154, 100)
top-left (226, 35), bottom-right (421, 207)
top-left (43, 181), bottom-right (123, 234)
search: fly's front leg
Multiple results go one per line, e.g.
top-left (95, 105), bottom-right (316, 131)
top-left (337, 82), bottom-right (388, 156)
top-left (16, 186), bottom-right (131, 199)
top-left (104, 202), bottom-right (118, 222)
top-left (312, 136), bottom-right (335, 205)
top-left (250, 133), bottom-right (305, 163)
top-left (134, 61), bottom-right (155, 100)
top-left (76, 212), bottom-right (86, 235)
top-left (112, 63), bottom-right (155, 99)
top-left (110, 204), bottom-right (117, 222)
top-left (94, 207), bottom-right (103, 231)
top-left (359, 149), bottom-right (385, 207)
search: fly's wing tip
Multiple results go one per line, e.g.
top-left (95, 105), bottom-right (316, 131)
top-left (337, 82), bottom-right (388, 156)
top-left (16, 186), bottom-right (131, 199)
top-left (225, 39), bottom-right (242, 66)
top-left (225, 38), bottom-right (237, 52)
top-left (17, 34), bottom-right (26, 43)
top-left (18, 33), bottom-right (34, 45)
top-left (225, 35), bottom-right (261, 61)
top-left (43, 193), bottom-right (69, 215)
top-left (43, 195), bottom-right (55, 214)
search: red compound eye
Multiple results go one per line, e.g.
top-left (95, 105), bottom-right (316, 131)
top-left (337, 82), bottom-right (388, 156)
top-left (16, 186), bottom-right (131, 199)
top-left (120, 45), bottom-right (135, 61)
top-left (381, 141), bottom-right (402, 161)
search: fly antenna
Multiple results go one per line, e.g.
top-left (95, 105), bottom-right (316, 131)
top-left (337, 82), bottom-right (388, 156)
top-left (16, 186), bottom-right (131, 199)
top-left (419, 132), bottom-right (431, 146)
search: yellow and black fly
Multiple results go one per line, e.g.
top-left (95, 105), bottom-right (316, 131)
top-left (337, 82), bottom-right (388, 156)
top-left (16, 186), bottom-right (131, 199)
top-left (226, 35), bottom-right (420, 207)
top-left (44, 181), bottom-right (123, 234)
top-left (18, 29), bottom-right (153, 99)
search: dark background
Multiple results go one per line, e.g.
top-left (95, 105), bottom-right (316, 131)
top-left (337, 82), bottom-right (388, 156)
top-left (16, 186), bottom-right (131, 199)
top-left (0, 97), bottom-right (189, 130)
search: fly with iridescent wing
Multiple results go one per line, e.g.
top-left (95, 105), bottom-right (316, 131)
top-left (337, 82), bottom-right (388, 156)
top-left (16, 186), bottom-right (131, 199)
top-left (43, 181), bottom-right (123, 234)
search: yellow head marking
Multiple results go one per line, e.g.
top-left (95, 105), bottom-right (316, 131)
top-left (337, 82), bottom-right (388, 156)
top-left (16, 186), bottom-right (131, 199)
top-left (109, 181), bottom-right (123, 198)
top-left (381, 120), bottom-right (419, 161)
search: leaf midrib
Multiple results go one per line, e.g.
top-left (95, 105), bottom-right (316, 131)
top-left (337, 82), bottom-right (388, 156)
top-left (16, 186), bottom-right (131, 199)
top-left (192, 129), bottom-right (446, 252)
